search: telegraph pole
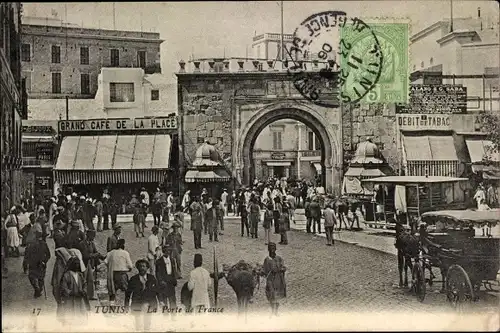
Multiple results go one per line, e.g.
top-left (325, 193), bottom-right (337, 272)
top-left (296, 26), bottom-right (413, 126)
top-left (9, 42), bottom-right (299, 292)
top-left (280, 0), bottom-right (284, 63)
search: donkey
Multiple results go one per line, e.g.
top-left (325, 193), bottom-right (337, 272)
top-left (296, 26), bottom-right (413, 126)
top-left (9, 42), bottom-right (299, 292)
top-left (222, 261), bottom-right (262, 315)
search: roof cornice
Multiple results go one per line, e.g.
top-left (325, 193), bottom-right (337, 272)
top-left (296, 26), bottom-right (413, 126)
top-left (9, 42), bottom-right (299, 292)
top-left (410, 21), bottom-right (446, 43)
top-left (436, 30), bottom-right (478, 45)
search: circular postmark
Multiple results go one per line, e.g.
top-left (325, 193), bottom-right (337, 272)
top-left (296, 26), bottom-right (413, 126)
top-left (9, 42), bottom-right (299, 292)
top-left (288, 11), bottom-right (383, 106)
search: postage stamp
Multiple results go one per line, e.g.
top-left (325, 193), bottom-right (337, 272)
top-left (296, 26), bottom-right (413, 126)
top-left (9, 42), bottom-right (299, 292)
top-left (288, 11), bottom-right (384, 106)
top-left (340, 20), bottom-right (409, 104)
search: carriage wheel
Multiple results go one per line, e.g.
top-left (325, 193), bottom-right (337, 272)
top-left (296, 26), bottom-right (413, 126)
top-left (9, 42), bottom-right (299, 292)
top-left (446, 265), bottom-right (474, 312)
top-left (412, 262), bottom-right (426, 302)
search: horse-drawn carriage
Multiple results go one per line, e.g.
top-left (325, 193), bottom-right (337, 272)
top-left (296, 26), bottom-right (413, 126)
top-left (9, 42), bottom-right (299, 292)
top-left (407, 210), bottom-right (499, 309)
top-left (362, 176), bottom-right (469, 230)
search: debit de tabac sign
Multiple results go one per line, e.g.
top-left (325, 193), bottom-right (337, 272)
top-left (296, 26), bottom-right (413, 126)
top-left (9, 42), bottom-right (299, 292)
top-left (58, 115), bottom-right (177, 133)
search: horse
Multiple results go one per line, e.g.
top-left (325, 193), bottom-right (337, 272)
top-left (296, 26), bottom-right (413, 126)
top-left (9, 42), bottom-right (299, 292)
top-left (394, 221), bottom-right (420, 288)
top-left (222, 261), bottom-right (262, 316)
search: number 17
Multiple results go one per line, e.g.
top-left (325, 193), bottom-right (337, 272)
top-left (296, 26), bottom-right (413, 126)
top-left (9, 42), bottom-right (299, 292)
top-left (32, 308), bottom-right (41, 315)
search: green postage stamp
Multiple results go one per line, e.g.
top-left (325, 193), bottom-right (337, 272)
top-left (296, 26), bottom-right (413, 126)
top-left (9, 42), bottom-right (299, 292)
top-left (340, 20), bottom-right (409, 104)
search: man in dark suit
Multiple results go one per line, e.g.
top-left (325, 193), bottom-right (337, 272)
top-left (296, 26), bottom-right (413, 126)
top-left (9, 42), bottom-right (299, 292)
top-left (155, 245), bottom-right (178, 311)
top-left (125, 259), bottom-right (159, 331)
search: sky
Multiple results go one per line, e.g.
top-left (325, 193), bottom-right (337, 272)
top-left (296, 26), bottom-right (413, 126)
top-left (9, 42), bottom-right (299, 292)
top-left (23, 1), bottom-right (499, 83)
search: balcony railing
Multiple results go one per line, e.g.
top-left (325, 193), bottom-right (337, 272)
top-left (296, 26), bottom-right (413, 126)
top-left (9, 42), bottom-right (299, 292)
top-left (406, 160), bottom-right (460, 177)
top-left (22, 157), bottom-right (54, 167)
top-left (301, 150), bottom-right (321, 157)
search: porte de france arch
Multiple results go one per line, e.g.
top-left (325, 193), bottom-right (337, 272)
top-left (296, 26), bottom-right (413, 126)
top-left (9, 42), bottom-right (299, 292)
top-left (176, 63), bottom-right (343, 196)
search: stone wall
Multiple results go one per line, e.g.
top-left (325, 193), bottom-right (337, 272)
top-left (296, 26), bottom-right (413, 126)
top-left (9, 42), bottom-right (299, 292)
top-left (343, 103), bottom-right (399, 174)
top-left (181, 90), bottom-right (233, 165)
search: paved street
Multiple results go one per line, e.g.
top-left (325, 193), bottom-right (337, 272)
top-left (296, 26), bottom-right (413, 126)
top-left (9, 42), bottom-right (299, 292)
top-left (2, 213), bottom-right (499, 331)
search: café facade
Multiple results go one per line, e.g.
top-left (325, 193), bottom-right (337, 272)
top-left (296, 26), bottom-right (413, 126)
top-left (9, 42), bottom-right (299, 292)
top-left (53, 114), bottom-right (179, 198)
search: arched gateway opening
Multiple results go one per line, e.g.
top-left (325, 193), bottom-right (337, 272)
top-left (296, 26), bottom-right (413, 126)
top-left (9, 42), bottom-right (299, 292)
top-left (235, 104), bottom-right (341, 195)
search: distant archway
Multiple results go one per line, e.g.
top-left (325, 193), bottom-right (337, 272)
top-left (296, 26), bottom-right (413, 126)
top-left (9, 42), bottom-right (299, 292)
top-left (235, 102), bottom-right (341, 195)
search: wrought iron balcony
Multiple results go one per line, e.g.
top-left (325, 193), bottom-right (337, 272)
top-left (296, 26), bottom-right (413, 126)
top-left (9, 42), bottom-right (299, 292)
top-left (301, 150), bottom-right (321, 157)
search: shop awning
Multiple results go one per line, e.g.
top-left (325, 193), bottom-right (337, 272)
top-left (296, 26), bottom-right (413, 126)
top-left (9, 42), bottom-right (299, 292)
top-left (184, 169), bottom-right (231, 183)
top-left (312, 162), bottom-right (322, 173)
top-left (466, 140), bottom-right (499, 163)
top-left (22, 135), bottom-right (56, 143)
top-left (403, 135), bottom-right (458, 161)
top-left (266, 161), bottom-right (292, 167)
top-left (54, 134), bottom-right (172, 184)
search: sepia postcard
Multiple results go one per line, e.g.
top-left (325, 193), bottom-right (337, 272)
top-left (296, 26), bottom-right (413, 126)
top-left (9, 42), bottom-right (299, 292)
top-left (1, 1), bottom-right (499, 332)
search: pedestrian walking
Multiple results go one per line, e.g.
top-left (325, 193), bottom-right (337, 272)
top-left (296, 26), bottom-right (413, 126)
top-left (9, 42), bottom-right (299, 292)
top-left (66, 221), bottom-right (86, 249)
top-left (79, 230), bottom-right (105, 300)
top-left (106, 225), bottom-right (122, 252)
top-left (181, 190), bottom-right (191, 214)
top-left (25, 231), bottom-right (50, 298)
top-left (263, 202), bottom-right (273, 245)
top-left (82, 198), bottom-right (95, 231)
top-left (486, 183), bottom-right (498, 208)
top-left (165, 221), bottom-right (183, 278)
top-left (273, 197), bottom-right (282, 235)
top-left (323, 204), bottom-right (337, 246)
top-left (48, 197), bottom-right (58, 237)
top-left (147, 226), bottom-right (161, 276)
top-left (249, 196), bottom-right (261, 239)
top-left (104, 238), bottom-right (133, 303)
top-left (21, 213), bottom-right (42, 273)
top-left (109, 197), bottom-right (118, 229)
top-left (279, 200), bottom-right (289, 245)
top-left (156, 245), bottom-right (178, 311)
top-left (187, 253), bottom-right (212, 311)
top-left (206, 198), bottom-right (219, 242)
top-left (60, 256), bottom-right (90, 322)
top-left (125, 259), bottom-right (159, 331)
top-left (240, 197), bottom-right (250, 237)
top-left (4, 206), bottom-right (20, 257)
top-left (309, 197), bottom-right (322, 234)
top-left (134, 204), bottom-right (146, 238)
top-left (221, 189), bottom-right (229, 217)
top-left (53, 220), bottom-right (67, 249)
top-left (190, 196), bottom-right (204, 249)
top-left (95, 199), bottom-right (103, 232)
top-left (261, 243), bottom-right (287, 316)
top-left (286, 191), bottom-right (296, 224)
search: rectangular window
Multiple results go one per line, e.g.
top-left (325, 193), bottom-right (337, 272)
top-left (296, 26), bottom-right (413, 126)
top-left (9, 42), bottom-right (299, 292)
top-left (315, 134), bottom-right (321, 151)
top-left (22, 72), bottom-right (31, 93)
top-left (137, 50), bottom-right (146, 68)
top-left (80, 73), bottom-right (90, 94)
top-left (151, 89), bottom-right (159, 101)
top-left (80, 47), bottom-right (89, 65)
top-left (51, 72), bottom-right (61, 93)
top-left (308, 131), bottom-right (321, 150)
top-left (21, 44), bottom-right (31, 62)
top-left (273, 131), bottom-right (282, 150)
top-left (110, 49), bottom-right (120, 67)
top-left (110, 83), bottom-right (134, 102)
top-left (308, 131), bottom-right (314, 150)
top-left (51, 45), bottom-right (61, 64)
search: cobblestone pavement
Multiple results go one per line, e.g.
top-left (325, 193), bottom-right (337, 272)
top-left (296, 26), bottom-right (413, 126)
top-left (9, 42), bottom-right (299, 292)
top-left (4, 215), bottom-right (498, 324)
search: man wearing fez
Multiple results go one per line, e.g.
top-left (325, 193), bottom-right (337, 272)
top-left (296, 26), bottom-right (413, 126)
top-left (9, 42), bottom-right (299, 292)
top-left (155, 245), bottom-right (178, 311)
top-left (165, 221), bottom-right (183, 278)
top-left (125, 259), bottom-right (159, 331)
top-left (189, 196), bottom-right (204, 250)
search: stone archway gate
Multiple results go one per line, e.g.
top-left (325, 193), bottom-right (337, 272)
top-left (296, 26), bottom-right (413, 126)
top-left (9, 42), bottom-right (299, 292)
top-left (177, 69), bottom-right (343, 196)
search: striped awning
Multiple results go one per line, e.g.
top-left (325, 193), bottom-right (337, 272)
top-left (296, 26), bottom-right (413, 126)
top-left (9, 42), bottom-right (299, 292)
top-left (54, 169), bottom-right (167, 185)
top-left (403, 135), bottom-right (458, 161)
top-left (22, 135), bottom-right (56, 143)
top-left (344, 167), bottom-right (386, 177)
top-left (185, 169), bottom-right (231, 183)
top-left (54, 134), bottom-right (172, 184)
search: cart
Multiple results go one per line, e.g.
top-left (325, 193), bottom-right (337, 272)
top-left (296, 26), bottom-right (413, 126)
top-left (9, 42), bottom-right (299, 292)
top-left (361, 176), bottom-right (469, 231)
top-left (411, 209), bottom-right (499, 310)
